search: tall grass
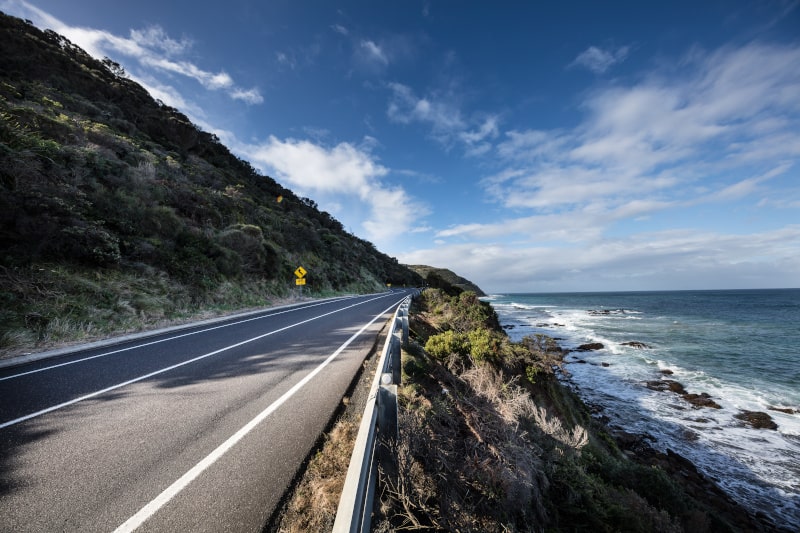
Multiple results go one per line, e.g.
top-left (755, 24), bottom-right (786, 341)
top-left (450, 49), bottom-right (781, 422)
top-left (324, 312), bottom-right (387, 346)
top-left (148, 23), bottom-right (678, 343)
top-left (0, 263), bottom-right (295, 357)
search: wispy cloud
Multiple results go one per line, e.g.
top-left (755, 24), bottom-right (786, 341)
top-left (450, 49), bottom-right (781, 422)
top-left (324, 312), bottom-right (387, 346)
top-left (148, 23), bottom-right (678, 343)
top-left (400, 225), bottom-right (800, 292)
top-left (331, 23), bottom-right (349, 36)
top-left (359, 39), bottom-right (389, 67)
top-left (426, 40), bottom-right (800, 290)
top-left (481, 41), bottom-right (800, 223)
top-left (570, 44), bottom-right (631, 74)
top-left (386, 82), bottom-right (464, 133)
top-left (1, 0), bottom-right (262, 106)
top-left (230, 87), bottom-right (264, 105)
top-left (387, 81), bottom-right (501, 155)
top-left (275, 51), bottom-right (298, 70)
top-left (129, 26), bottom-right (192, 56)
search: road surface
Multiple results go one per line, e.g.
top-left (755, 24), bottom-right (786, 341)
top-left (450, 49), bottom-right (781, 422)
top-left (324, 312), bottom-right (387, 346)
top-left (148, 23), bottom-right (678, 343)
top-left (0, 290), bottom-right (412, 532)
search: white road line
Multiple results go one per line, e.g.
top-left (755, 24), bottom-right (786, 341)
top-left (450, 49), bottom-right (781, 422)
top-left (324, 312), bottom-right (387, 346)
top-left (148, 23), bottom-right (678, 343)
top-left (112, 298), bottom-right (402, 533)
top-left (0, 297), bottom-right (355, 382)
top-left (0, 294), bottom-right (392, 429)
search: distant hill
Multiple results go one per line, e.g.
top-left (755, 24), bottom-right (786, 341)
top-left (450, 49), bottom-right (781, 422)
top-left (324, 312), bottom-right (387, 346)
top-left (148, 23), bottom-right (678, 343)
top-left (0, 12), bottom-right (422, 354)
top-left (407, 265), bottom-right (485, 296)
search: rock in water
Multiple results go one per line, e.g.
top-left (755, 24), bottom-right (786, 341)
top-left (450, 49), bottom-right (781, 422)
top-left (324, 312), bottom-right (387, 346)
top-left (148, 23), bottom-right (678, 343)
top-left (576, 342), bottom-right (604, 351)
top-left (622, 341), bottom-right (652, 349)
top-left (734, 411), bottom-right (778, 430)
top-left (682, 393), bottom-right (722, 409)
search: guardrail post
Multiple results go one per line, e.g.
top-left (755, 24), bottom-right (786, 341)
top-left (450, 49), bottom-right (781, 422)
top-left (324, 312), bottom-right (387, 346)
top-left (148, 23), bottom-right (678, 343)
top-left (377, 383), bottom-right (398, 441)
top-left (401, 313), bottom-right (409, 346)
top-left (391, 335), bottom-right (401, 385)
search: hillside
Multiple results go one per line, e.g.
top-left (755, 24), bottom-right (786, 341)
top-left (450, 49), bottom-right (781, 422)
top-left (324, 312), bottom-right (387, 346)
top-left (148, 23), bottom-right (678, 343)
top-left (407, 264), bottom-right (485, 296)
top-left (0, 12), bottom-right (421, 355)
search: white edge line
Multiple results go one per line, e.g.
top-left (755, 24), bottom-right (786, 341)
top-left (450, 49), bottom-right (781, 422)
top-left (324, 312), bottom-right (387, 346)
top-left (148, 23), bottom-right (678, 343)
top-left (112, 297), bottom-right (404, 533)
top-left (0, 297), bottom-right (356, 382)
top-left (0, 294), bottom-right (394, 430)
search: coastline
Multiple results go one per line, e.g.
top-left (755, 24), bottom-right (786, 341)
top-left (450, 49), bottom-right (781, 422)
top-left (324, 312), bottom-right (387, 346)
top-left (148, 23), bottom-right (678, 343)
top-left (535, 336), bottom-right (785, 531)
top-left (486, 290), bottom-right (799, 531)
top-left (600, 406), bottom-right (784, 531)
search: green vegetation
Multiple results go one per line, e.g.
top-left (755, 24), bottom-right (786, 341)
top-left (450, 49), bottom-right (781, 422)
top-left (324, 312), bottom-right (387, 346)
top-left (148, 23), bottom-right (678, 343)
top-left (375, 283), bottom-right (754, 532)
top-left (0, 12), bottom-right (421, 356)
top-left (408, 264), bottom-right (486, 296)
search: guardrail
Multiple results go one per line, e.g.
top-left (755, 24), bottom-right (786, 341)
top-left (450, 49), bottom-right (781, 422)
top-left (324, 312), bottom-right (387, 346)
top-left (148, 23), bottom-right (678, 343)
top-left (332, 294), bottom-right (412, 533)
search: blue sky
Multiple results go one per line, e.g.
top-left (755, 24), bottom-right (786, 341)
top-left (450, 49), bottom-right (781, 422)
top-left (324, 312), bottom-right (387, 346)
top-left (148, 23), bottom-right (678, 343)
top-left (3, 0), bottom-right (799, 292)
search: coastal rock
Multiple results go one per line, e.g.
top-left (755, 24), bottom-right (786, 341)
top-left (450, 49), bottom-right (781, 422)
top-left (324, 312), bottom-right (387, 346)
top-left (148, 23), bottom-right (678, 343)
top-left (587, 309), bottom-right (627, 316)
top-left (660, 369), bottom-right (674, 375)
top-left (621, 341), bottom-right (652, 349)
top-left (575, 342), bottom-right (604, 351)
top-left (636, 448), bottom-right (770, 532)
top-left (735, 411), bottom-right (778, 430)
top-left (646, 380), bottom-right (686, 394)
top-left (667, 381), bottom-right (687, 394)
top-left (682, 393), bottom-right (722, 409)
top-left (768, 405), bottom-right (796, 415)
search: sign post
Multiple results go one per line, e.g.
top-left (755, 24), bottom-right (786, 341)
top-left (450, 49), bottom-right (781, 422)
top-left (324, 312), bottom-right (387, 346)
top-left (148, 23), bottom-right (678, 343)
top-left (294, 266), bottom-right (307, 294)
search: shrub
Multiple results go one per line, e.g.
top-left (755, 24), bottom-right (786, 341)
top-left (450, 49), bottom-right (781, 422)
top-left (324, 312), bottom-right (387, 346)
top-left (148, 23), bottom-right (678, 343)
top-left (467, 328), bottom-right (502, 363)
top-left (424, 329), bottom-right (468, 360)
top-left (215, 223), bottom-right (268, 273)
top-left (57, 224), bottom-right (121, 266)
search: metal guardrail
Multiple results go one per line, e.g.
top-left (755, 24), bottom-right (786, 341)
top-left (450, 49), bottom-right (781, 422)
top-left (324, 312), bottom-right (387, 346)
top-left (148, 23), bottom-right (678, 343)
top-left (332, 294), bottom-right (412, 533)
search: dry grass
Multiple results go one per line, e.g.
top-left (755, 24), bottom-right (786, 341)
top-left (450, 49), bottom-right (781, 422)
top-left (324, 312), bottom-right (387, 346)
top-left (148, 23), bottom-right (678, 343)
top-left (376, 349), bottom-right (551, 532)
top-left (271, 321), bottom-right (388, 532)
top-left (277, 419), bottom-right (358, 533)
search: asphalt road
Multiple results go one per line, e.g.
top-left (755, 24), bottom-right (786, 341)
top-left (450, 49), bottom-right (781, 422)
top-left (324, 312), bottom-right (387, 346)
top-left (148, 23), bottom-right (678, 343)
top-left (0, 290), bottom-right (412, 532)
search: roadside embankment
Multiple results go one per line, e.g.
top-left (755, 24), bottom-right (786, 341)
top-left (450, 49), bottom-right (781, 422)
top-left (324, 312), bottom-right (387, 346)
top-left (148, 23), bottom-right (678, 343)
top-left (371, 288), bottom-right (776, 532)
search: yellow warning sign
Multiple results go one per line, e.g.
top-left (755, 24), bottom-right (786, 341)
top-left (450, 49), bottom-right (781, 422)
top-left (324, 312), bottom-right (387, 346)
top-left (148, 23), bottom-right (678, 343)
top-left (295, 278), bottom-right (306, 286)
top-left (294, 266), bottom-right (307, 279)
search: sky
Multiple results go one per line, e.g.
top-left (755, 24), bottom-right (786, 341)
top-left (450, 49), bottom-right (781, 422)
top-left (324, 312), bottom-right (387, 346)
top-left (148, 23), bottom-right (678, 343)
top-left (2, 0), bottom-right (799, 293)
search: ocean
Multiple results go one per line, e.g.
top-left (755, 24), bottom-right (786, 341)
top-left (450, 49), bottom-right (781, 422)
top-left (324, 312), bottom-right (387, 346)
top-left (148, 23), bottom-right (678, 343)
top-left (485, 289), bottom-right (800, 528)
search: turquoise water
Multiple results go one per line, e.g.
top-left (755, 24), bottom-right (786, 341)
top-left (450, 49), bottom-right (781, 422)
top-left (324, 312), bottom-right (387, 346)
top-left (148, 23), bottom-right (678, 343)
top-left (486, 289), bottom-right (800, 527)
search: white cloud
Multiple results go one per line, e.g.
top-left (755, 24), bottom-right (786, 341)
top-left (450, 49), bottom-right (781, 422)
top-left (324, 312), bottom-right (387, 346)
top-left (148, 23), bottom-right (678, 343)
top-left (361, 40), bottom-right (389, 65)
top-left (387, 82), bottom-right (465, 134)
top-left (420, 40), bottom-right (800, 291)
top-left (460, 116), bottom-right (500, 156)
top-left (400, 226), bottom-right (800, 293)
top-left (386, 81), bottom-right (506, 154)
top-left (358, 39), bottom-right (389, 68)
top-left (275, 51), bottom-right (297, 69)
top-left (331, 24), bottom-right (349, 36)
top-left (248, 137), bottom-right (385, 196)
top-left (1, 0), bottom-right (261, 105)
top-left (230, 87), bottom-right (264, 105)
top-left (129, 26), bottom-right (192, 56)
top-left (570, 45), bottom-right (630, 74)
top-left (486, 41), bottom-right (800, 227)
top-left (242, 137), bottom-right (427, 246)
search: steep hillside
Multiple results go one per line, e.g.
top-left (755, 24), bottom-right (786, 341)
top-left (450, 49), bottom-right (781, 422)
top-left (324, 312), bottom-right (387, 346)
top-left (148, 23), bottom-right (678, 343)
top-left (407, 264), bottom-right (485, 296)
top-left (0, 12), bottom-right (421, 355)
